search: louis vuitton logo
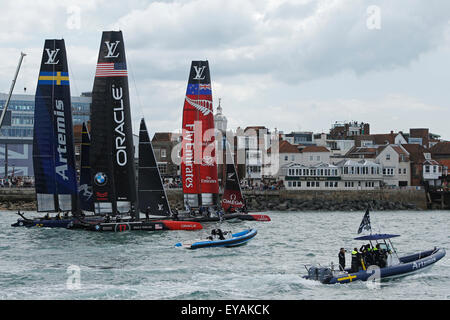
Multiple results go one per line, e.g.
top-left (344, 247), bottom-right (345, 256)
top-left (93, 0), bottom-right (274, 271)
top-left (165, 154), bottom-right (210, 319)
top-left (193, 65), bottom-right (206, 80)
top-left (45, 48), bottom-right (60, 65)
top-left (105, 41), bottom-right (120, 58)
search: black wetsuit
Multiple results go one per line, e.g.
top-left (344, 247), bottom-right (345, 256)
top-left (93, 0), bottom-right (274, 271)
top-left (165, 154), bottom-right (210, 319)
top-left (338, 252), bottom-right (346, 271)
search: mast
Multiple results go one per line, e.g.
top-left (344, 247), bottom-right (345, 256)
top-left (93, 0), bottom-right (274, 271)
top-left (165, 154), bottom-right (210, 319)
top-left (33, 39), bottom-right (78, 212)
top-left (181, 61), bottom-right (218, 208)
top-left (78, 122), bottom-right (94, 212)
top-left (0, 52), bottom-right (26, 129)
top-left (90, 31), bottom-right (137, 217)
top-left (138, 118), bottom-right (171, 216)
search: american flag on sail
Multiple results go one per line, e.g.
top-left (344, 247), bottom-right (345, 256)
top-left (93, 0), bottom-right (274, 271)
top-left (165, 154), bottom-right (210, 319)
top-left (95, 62), bottom-right (128, 77)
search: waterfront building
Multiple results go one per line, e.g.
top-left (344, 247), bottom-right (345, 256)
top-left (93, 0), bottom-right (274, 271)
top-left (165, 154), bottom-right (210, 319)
top-left (236, 126), bottom-right (270, 184)
top-left (354, 131), bottom-right (407, 147)
top-left (151, 132), bottom-right (181, 183)
top-left (281, 159), bottom-right (382, 190)
top-left (313, 133), bottom-right (355, 157)
top-left (328, 121), bottom-right (370, 139)
top-left (375, 144), bottom-right (411, 187)
top-left (282, 131), bottom-right (314, 145)
top-left (0, 92), bottom-right (90, 177)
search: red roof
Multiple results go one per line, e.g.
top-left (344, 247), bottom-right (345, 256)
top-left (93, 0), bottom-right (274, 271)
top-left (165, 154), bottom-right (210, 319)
top-left (301, 146), bottom-right (330, 153)
top-left (268, 140), bottom-right (300, 153)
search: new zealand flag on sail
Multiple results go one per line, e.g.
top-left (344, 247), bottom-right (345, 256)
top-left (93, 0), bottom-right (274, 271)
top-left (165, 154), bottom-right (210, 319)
top-left (357, 207), bottom-right (372, 234)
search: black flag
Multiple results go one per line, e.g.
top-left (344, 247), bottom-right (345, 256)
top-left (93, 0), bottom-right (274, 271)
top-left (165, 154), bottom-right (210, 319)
top-left (358, 207), bottom-right (371, 234)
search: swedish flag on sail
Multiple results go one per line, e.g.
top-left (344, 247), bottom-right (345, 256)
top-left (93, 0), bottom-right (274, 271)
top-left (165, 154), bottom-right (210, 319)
top-left (38, 71), bottom-right (69, 86)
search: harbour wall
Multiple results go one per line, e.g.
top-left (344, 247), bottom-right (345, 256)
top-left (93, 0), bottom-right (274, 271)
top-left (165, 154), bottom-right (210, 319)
top-left (0, 188), bottom-right (427, 211)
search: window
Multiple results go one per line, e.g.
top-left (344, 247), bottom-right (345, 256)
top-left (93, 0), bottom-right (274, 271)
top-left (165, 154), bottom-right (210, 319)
top-left (425, 165), bottom-right (430, 173)
top-left (316, 156), bottom-right (320, 161)
top-left (403, 168), bottom-right (407, 174)
top-left (284, 155), bottom-right (288, 161)
top-left (386, 154), bottom-right (391, 160)
top-left (161, 149), bottom-right (166, 158)
top-left (291, 155), bottom-right (295, 161)
top-left (157, 163), bottom-right (167, 174)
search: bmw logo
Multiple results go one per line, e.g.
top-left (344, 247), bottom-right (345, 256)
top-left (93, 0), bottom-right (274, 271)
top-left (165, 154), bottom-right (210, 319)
top-left (94, 172), bottom-right (107, 186)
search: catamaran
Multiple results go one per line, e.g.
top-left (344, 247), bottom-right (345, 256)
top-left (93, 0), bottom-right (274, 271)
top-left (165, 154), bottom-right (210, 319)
top-left (220, 141), bottom-right (270, 221)
top-left (12, 39), bottom-right (84, 228)
top-left (75, 31), bottom-right (201, 232)
top-left (178, 61), bottom-right (269, 223)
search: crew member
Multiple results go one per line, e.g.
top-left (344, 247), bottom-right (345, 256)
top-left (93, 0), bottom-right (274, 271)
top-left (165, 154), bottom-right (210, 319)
top-left (216, 228), bottom-right (225, 240)
top-left (172, 209), bottom-right (179, 220)
top-left (351, 248), bottom-right (359, 273)
top-left (338, 248), bottom-right (346, 271)
top-left (145, 206), bottom-right (151, 220)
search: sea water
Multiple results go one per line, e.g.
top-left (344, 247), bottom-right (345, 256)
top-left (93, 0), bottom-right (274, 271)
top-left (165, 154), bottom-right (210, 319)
top-left (0, 210), bottom-right (449, 300)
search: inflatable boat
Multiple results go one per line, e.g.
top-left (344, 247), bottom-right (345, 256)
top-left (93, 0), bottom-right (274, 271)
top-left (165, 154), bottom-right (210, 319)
top-left (304, 232), bottom-right (446, 284)
top-left (305, 247), bottom-right (446, 284)
top-left (175, 228), bottom-right (257, 249)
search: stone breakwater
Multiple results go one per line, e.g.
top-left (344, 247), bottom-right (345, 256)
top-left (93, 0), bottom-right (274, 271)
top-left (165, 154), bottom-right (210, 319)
top-left (1, 188), bottom-right (426, 211)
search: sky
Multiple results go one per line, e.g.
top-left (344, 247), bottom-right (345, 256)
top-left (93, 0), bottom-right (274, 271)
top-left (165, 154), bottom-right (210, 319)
top-left (1, 0), bottom-right (450, 139)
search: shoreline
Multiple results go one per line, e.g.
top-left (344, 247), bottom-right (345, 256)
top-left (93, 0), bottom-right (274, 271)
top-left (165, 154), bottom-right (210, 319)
top-left (0, 188), bottom-right (426, 212)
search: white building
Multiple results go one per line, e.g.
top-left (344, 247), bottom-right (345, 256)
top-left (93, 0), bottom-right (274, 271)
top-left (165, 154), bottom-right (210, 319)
top-left (375, 145), bottom-right (411, 187)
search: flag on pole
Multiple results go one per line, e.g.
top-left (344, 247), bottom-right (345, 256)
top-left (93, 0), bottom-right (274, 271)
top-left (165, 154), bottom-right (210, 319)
top-left (358, 207), bottom-right (372, 234)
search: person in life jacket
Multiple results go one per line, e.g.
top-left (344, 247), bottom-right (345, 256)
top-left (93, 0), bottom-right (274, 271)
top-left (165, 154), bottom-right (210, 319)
top-left (372, 244), bottom-right (381, 267)
top-left (351, 248), bottom-right (360, 273)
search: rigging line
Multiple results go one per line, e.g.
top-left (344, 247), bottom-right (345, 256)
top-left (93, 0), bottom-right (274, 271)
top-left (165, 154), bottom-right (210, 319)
top-left (127, 56), bottom-right (144, 120)
top-left (67, 57), bottom-right (79, 98)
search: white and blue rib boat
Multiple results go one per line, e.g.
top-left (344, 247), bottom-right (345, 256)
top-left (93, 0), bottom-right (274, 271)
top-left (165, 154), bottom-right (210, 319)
top-left (175, 228), bottom-right (257, 249)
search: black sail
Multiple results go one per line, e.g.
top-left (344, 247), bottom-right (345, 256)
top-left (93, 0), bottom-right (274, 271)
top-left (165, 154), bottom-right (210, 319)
top-left (78, 122), bottom-right (94, 212)
top-left (138, 118), bottom-right (171, 216)
top-left (33, 39), bottom-right (78, 212)
top-left (90, 31), bottom-right (137, 216)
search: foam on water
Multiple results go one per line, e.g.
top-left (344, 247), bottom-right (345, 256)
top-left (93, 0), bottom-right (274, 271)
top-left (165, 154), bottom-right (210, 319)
top-left (1, 210), bottom-right (449, 299)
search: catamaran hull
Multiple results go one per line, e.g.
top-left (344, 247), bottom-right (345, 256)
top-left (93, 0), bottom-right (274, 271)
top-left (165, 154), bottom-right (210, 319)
top-left (170, 213), bottom-right (270, 222)
top-left (11, 219), bottom-right (74, 228)
top-left (11, 216), bottom-right (104, 228)
top-left (306, 248), bottom-right (446, 284)
top-left (83, 220), bottom-right (202, 232)
top-left (237, 214), bottom-right (271, 221)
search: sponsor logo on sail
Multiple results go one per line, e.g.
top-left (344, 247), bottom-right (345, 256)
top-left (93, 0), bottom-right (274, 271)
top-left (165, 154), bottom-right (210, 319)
top-left (183, 124), bottom-right (195, 189)
top-left (193, 65), bottom-right (206, 80)
top-left (112, 85), bottom-right (127, 166)
top-left (45, 48), bottom-right (60, 65)
top-left (222, 193), bottom-right (243, 206)
top-left (185, 96), bottom-right (212, 116)
top-left (104, 41), bottom-right (120, 58)
top-left (54, 100), bottom-right (70, 180)
top-left (78, 184), bottom-right (93, 199)
top-left (94, 172), bottom-right (107, 186)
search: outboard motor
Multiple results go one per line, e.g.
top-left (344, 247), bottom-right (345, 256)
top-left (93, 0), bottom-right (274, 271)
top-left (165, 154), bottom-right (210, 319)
top-left (308, 266), bottom-right (333, 284)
